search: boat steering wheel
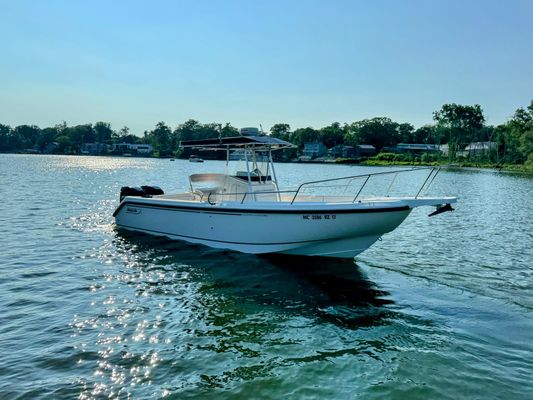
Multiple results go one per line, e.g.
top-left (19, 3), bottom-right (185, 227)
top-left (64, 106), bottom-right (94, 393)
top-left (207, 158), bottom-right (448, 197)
top-left (207, 192), bottom-right (217, 205)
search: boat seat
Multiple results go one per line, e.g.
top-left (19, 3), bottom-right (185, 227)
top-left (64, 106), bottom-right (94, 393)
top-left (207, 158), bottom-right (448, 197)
top-left (190, 174), bottom-right (225, 200)
top-left (189, 173), bottom-right (226, 183)
top-left (194, 187), bottom-right (218, 198)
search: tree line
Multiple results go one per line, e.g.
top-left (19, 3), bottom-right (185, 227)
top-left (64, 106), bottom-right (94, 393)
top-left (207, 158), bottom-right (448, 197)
top-left (0, 102), bottom-right (531, 166)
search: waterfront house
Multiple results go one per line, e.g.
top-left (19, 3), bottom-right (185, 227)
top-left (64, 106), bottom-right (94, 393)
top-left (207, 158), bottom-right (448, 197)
top-left (464, 142), bottom-right (496, 156)
top-left (330, 144), bottom-right (376, 158)
top-left (43, 142), bottom-right (59, 154)
top-left (395, 143), bottom-right (440, 154)
top-left (356, 144), bottom-right (376, 157)
top-left (130, 144), bottom-right (153, 155)
top-left (303, 142), bottom-right (328, 159)
top-left (80, 142), bottom-right (107, 154)
top-left (330, 145), bottom-right (356, 158)
top-left (437, 143), bottom-right (468, 157)
top-left (113, 143), bottom-right (153, 155)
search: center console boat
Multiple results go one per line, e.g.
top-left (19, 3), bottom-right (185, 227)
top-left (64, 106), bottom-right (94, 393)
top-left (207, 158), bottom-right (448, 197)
top-left (114, 129), bottom-right (456, 258)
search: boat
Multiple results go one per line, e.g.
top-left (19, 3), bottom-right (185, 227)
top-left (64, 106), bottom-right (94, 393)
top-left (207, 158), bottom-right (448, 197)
top-left (114, 130), bottom-right (456, 259)
top-left (189, 155), bottom-right (204, 163)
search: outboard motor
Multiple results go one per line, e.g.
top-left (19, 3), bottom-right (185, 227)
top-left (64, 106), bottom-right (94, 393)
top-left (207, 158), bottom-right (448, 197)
top-left (141, 185), bottom-right (164, 196)
top-left (119, 185), bottom-right (165, 202)
top-left (120, 186), bottom-right (145, 202)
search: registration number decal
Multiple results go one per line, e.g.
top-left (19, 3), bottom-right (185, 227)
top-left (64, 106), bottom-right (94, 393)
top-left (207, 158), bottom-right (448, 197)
top-left (302, 214), bottom-right (336, 220)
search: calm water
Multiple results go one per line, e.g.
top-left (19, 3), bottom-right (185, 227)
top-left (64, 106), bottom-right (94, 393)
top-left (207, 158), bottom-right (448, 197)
top-left (0, 154), bottom-right (532, 399)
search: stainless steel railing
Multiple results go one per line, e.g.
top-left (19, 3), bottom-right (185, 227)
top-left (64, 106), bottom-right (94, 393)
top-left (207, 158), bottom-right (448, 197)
top-left (289, 166), bottom-right (439, 204)
top-left (202, 167), bottom-right (440, 205)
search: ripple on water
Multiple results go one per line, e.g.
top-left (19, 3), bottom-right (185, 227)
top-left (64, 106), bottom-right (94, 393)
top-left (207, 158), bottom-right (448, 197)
top-left (0, 155), bottom-right (532, 399)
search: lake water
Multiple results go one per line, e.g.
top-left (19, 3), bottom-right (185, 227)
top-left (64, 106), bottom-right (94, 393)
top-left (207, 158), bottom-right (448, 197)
top-left (0, 154), bottom-right (532, 399)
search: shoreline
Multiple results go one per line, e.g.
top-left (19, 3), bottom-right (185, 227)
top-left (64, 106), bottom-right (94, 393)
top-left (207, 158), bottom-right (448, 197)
top-left (1, 151), bottom-right (531, 174)
top-left (294, 157), bottom-right (532, 173)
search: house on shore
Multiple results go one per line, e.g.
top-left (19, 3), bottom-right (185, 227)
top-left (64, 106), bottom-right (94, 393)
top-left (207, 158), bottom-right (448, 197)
top-left (113, 143), bottom-right (153, 155)
top-left (356, 144), bottom-right (377, 157)
top-left (395, 143), bottom-right (440, 153)
top-left (303, 142), bottom-right (328, 159)
top-left (80, 142), bottom-right (108, 155)
top-left (329, 144), bottom-right (376, 158)
top-left (330, 145), bottom-right (355, 158)
top-left (464, 142), bottom-right (497, 156)
top-left (43, 142), bottom-right (59, 154)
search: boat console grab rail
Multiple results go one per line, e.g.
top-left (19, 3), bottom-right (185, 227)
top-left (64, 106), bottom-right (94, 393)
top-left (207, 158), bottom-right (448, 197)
top-left (207, 190), bottom-right (297, 205)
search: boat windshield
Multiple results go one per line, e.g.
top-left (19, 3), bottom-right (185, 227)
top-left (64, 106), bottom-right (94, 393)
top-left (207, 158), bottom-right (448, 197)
top-left (229, 150), bottom-right (271, 182)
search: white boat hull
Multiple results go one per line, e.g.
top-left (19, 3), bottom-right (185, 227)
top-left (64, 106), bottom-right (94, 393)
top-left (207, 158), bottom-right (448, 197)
top-left (113, 197), bottom-right (423, 258)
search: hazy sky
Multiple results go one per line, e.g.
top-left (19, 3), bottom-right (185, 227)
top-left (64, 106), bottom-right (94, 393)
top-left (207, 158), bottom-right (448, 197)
top-left (1, 0), bottom-right (532, 134)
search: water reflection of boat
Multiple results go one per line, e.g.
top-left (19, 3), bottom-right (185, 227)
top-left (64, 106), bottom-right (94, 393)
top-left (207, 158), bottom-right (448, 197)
top-left (114, 128), bottom-right (456, 259)
top-left (263, 254), bottom-right (393, 302)
top-left (114, 229), bottom-right (393, 327)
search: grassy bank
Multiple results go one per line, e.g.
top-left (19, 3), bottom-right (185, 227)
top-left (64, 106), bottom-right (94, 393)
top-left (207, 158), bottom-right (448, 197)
top-left (332, 155), bottom-right (532, 173)
top-left (358, 159), bottom-right (532, 173)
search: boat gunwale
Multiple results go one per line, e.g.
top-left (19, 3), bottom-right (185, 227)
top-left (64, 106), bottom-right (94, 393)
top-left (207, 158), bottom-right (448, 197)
top-left (113, 198), bottom-right (412, 217)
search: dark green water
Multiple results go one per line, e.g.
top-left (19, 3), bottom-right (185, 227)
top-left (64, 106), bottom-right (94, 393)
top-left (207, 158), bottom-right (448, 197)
top-left (0, 154), bottom-right (532, 399)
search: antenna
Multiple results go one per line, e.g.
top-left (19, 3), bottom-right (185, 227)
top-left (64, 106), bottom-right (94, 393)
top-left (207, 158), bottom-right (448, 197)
top-left (259, 124), bottom-right (264, 135)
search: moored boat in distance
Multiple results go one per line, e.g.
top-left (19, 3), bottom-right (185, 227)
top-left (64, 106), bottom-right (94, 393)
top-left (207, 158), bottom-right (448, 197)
top-left (189, 155), bottom-right (204, 163)
top-left (114, 128), bottom-right (456, 258)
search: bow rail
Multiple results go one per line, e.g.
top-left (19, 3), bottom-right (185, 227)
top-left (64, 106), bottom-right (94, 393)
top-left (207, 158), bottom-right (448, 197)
top-left (198, 167), bottom-right (442, 205)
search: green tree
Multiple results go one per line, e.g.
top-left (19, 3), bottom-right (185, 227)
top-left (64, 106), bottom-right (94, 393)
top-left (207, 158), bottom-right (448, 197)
top-left (270, 123), bottom-right (291, 141)
top-left (0, 124), bottom-right (12, 151)
top-left (65, 124), bottom-right (95, 148)
top-left (149, 122), bottom-right (172, 155)
top-left (118, 126), bottom-right (131, 140)
top-left (46, 122), bottom-right (72, 153)
top-left (55, 135), bottom-right (72, 153)
top-left (173, 120), bottom-right (238, 158)
top-left (413, 125), bottom-right (438, 144)
top-left (94, 122), bottom-right (113, 143)
top-left (37, 127), bottom-right (59, 151)
top-left (433, 103), bottom-right (485, 132)
top-left (505, 100), bottom-right (533, 164)
top-left (12, 125), bottom-right (41, 149)
top-left (488, 101), bottom-right (532, 164)
top-left (397, 123), bottom-right (415, 143)
top-left (345, 117), bottom-right (399, 151)
top-left (220, 122), bottom-right (239, 137)
top-left (174, 119), bottom-right (202, 143)
top-left (201, 123), bottom-right (222, 140)
top-left (521, 128), bottom-right (533, 166)
top-left (290, 127), bottom-right (320, 148)
top-left (433, 104), bottom-right (486, 159)
top-left (320, 122), bottom-right (344, 148)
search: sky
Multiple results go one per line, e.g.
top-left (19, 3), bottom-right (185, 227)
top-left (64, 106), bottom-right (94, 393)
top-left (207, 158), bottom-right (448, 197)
top-left (1, 0), bottom-right (532, 135)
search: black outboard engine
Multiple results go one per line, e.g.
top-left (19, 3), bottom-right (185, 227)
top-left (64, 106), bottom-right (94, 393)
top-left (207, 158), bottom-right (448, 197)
top-left (120, 185), bottom-right (165, 202)
top-left (120, 186), bottom-right (145, 202)
top-left (141, 185), bottom-right (164, 196)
